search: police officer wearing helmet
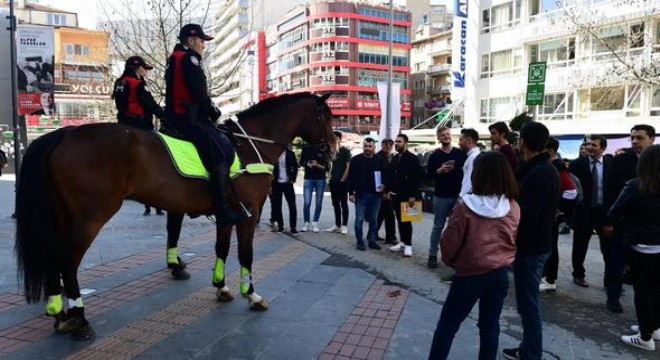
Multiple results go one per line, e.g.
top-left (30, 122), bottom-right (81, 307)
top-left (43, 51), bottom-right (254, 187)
top-left (164, 23), bottom-right (242, 226)
top-left (112, 56), bottom-right (163, 131)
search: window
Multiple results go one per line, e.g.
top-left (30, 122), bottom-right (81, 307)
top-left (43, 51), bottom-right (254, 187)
top-left (650, 86), bottom-right (660, 116)
top-left (358, 8), bottom-right (409, 22)
top-left (480, 49), bottom-right (522, 78)
top-left (479, 96), bottom-right (521, 123)
top-left (578, 86), bottom-right (625, 112)
top-left (358, 21), bottom-right (409, 43)
top-left (47, 13), bottom-right (67, 26)
top-left (538, 92), bottom-right (574, 120)
top-left (357, 69), bottom-right (408, 88)
top-left (529, 38), bottom-right (575, 68)
top-left (589, 24), bottom-right (643, 60)
top-left (482, 0), bottom-right (521, 33)
top-left (65, 44), bottom-right (90, 56)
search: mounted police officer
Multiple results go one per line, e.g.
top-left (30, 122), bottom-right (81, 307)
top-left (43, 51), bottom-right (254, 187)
top-left (113, 55), bottom-right (166, 216)
top-left (163, 23), bottom-right (243, 226)
top-left (112, 56), bottom-right (163, 131)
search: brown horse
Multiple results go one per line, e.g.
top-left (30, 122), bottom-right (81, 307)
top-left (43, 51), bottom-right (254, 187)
top-left (15, 92), bottom-right (335, 340)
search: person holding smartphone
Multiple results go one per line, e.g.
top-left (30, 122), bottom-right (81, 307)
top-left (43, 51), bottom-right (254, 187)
top-left (426, 126), bottom-right (467, 270)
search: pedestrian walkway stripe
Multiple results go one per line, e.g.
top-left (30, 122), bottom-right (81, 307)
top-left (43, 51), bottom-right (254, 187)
top-left (0, 230), bottom-right (216, 314)
top-left (320, 280), bottom-right (409, 360)
top-left (64, 241), bottom-right (310, 360)
top-left (0, 232), bottom-right (270, 356)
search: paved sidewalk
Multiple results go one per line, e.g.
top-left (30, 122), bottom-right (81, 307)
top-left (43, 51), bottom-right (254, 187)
top-left (0, 177), bottom-right (654, 359)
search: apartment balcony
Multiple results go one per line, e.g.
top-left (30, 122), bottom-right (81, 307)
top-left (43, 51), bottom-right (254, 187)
top-left (426, 63), bottom-right (451, 76)
top-left (427, 85), bottom-right (451, 95)
top-left (521, 0), bottom-right (657, 44)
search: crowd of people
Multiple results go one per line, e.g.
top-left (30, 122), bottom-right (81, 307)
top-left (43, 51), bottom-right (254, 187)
top-left (265, 122), bottom-right (658, 359)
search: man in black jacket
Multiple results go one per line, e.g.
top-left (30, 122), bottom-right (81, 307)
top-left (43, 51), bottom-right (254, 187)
top-left (604, 124), bottom-right (656, 312)
top-left (376, 138), bottom-right (397, 244)
top-left (502, 122), bottom-right (559, 360)
top-left (569, 135), bottom-right (614, 294)
top-left (271, 146), bottom-right (299, 235)
top-left (387, 134), bottom-right (423, 257)
top-left (348, 138), bottom-right (386, 251)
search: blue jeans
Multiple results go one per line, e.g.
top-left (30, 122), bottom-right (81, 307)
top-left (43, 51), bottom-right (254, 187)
top-left (303, 179), bottom-right (325, 223)
top-left (354, 192), bottom-right (381, 246)
top-left (429, 267), bottom-right (510, 360)
top-left (513, 251), bottom-right (550, 360)
top-left (429, 196), bottom-right (458, 256)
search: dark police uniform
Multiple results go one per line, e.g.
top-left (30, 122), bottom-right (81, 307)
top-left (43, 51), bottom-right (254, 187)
top-left (164, 24), bottom-right (241, 225)
top-left (112, 56), bottom-right (164, 131)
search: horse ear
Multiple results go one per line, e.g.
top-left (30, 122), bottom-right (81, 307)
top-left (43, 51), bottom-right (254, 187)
top-left (318, 92), bottom-right (332, 103)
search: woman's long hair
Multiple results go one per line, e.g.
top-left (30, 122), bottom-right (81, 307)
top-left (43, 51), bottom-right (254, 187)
top-left (637, 144), bottom-right (660, 197)
top-left (471, 151), bottom-right (519, 199)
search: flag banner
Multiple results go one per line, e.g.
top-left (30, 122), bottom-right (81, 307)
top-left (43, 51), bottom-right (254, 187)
top-left (377, 81), bottom-right (400, 145)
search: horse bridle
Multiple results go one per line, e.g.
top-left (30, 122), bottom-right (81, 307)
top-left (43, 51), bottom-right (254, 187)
top-left (230, 101), bottom-right (333, 165)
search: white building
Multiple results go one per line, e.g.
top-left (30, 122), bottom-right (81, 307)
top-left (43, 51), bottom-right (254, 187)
top-left (209, 0), bottom-right (305, 115)
top-left (453, 0), bottom-right (660, 137)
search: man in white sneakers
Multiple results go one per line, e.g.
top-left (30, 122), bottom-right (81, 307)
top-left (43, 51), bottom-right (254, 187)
top-left (386, 134), bottom-right (423, 257)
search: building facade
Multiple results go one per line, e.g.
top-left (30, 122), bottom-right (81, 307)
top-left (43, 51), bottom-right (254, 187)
top-left (410, 23), bottom-right (453, 128)
top-left (210, 0), bottom-right (306, 115)
top-left (455, 0), bottom-right (660, 136)
top-left (265, 0), bottom-right (413, 133)
top-left (52, 27), bottom-right (112, 124)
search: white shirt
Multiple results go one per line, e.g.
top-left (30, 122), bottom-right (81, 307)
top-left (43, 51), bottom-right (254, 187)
top-left (277, 152), bottom-right (288, 184)
top-left (459, 147), bottom-right (480, 198)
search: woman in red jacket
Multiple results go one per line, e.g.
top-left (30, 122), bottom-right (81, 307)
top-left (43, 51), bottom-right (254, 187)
top-left (429, 151), bottom-right (520, 360)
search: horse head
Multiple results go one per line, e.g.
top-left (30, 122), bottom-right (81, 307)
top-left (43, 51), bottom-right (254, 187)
top-left (298, 92), bottom-right (336, 159)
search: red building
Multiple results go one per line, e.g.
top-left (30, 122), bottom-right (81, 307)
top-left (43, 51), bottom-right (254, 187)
top-left (264, 1), bottom-right (412, 133)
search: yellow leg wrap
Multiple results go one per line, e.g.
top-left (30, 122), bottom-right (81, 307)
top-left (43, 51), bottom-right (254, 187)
top-left (167, 247), bottom-right (179, 264)
top-left (240, 267), bottom-right (251, 295)
top-left (213, 258), bottom-right (225, 284)
top-left (45, 294), bottom-right (63, 316)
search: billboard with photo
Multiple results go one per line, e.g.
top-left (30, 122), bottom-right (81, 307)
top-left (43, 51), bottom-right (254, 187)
top-left (16, 25), bottom-right (55, 116)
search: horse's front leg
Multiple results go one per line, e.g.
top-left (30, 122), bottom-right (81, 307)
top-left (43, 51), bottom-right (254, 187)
top-left (236, 212), bottom-right (268, 311)
top-left (166, 212), bottom-right (190, 280)
top-left (213, 224), bottom-right (235, 302)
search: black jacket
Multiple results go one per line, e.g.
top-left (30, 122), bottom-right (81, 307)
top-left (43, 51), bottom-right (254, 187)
top-left (272, 148), bottom-right (299, 185)
top-left (609, 150), bottom-right (638, 201)
top-left (569, 154), bottom-right (614, 211)
top-left (609, 179), bottom-right (660, 246)
top-left (517, 152), bottom-right (560, 254)
top-left (387, 150), bottom-right (423, 199)
top-left (348, 153), bottom-right (387, 196)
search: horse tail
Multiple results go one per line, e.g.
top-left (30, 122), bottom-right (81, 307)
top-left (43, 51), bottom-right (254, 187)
top-left (15, 127), bottom-right (70, 303)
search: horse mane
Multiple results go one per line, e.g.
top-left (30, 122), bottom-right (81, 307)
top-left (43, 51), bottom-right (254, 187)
top-left (236, 92), bottom-right (317, 121)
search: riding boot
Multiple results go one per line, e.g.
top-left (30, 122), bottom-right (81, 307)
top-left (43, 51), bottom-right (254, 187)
top-left (211, 166), bottom-right (245, 227)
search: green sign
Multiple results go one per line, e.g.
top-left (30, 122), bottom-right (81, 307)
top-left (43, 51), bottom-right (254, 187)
top-left (526, 62), bottom-right (547, 105)
top-left (526, 84), bottom-right (545, 105)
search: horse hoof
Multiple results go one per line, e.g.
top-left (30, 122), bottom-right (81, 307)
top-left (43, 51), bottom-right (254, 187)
top-left (216, 288), bottom-right (234, 302)
top-left (55, 316), bottom-right (85, 334)
top-left (52, 311), bottom-right (69, 334)
top-left (249, 299), bottom-right (269, 312)
top-left (167, 257), bottom-right (187, 270)
top-left (71, 324), bottom-right (96, 341)
top-left (171, 269), bottom-right (190, 280)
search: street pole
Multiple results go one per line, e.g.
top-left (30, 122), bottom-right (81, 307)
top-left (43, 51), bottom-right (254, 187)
top-left (8, 0), bottom-right (21, 183)
top-left (386, 0), bottom-right (393, 140)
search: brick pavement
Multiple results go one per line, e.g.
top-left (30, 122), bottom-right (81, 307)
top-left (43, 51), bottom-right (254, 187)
top-left (0, 177), bottom-right (655, 359)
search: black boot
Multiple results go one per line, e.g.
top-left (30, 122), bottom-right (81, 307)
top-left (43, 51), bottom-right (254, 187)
top-left (211, 167), bottom-right (245, 226)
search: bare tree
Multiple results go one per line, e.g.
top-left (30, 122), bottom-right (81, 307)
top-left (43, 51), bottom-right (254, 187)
top-left (98, 0), bottom-right (254, 104)
top-left (553, 0), bottom-right (660, 87)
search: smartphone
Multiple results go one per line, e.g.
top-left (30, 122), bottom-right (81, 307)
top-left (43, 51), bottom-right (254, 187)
top-left (444, 160), bottom-right (455, 166)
